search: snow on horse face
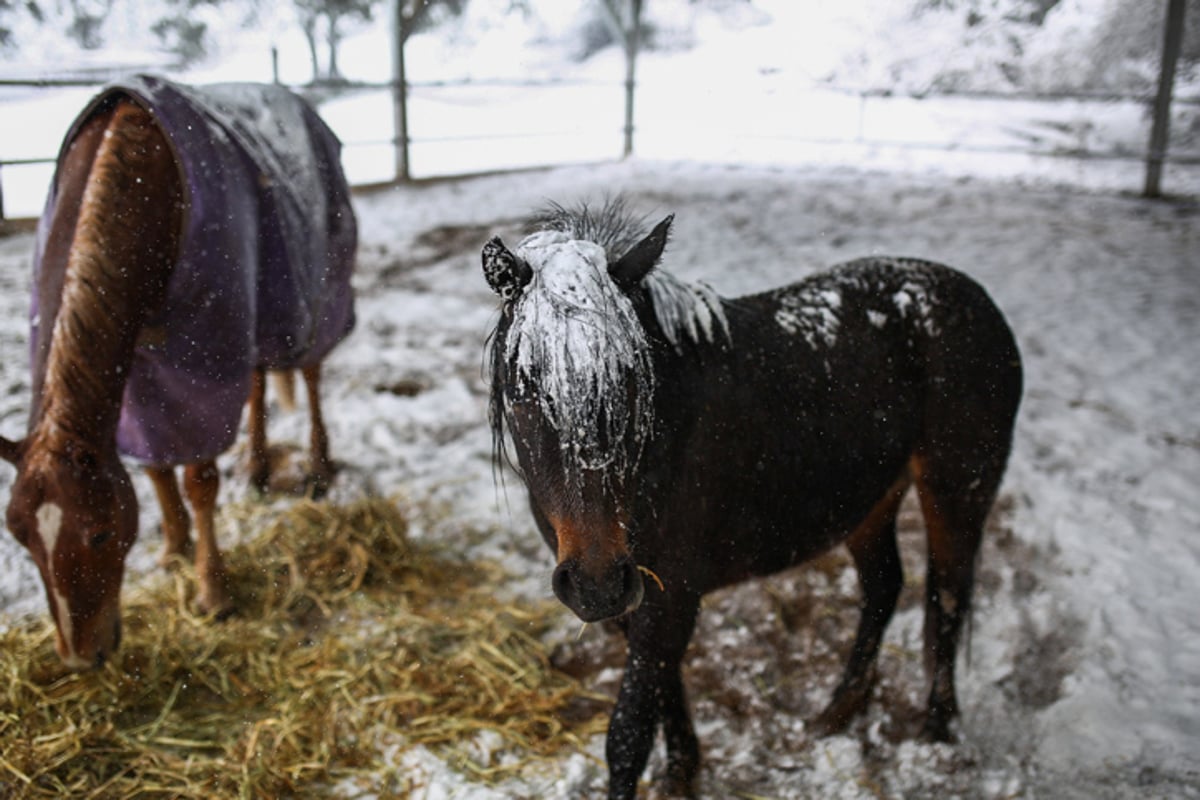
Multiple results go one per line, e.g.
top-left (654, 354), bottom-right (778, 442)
top-left (0, 75), bottom-right (356, 670)
top-left (483, 199), bottom-right (1022, 800)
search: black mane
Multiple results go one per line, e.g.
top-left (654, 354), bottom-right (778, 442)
top-left (530, 197), bottom-right (650, 264)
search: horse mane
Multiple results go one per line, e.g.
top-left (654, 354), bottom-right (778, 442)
top-left (488, 198), bottom-right (730, 499)
top-left (530, 196), bottom-right (648, 265)
top-left (36, 99), bottom-right (180, 450)
top-left (531, 197), bottom-right (730, 351)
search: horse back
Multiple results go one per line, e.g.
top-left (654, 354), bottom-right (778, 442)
top-left (648, 258), bottom-right (1021, 584)
top-left (33, 75), bottom-right (357, 466)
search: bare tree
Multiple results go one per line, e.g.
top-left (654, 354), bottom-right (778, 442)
top-left (295, 0), bottom-right (376, 82)
top-left (64, 0), bottom-right (114, 49)
top-left (0, 0), bottom-right (44, 52)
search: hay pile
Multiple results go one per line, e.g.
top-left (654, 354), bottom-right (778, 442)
top-left (0, 497), bottom-right (609, 798)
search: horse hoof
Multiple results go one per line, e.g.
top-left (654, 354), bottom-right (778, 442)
top-left (810, 682), bottom-right (871, 738)
top-left (921, 714), bottom-right (957, 743)
top-left (195, 591), bottom-right (236, 621)
top-left (663, 773), bottom-right (697, 799)
top-left (158, 548), bottom-right (193, 571)
top-left (304, 471), bottom-right (332, 500)
top-left (197, 600), bottom-right (236, 622)
top-left (809, 708), bottom-right (851, 739)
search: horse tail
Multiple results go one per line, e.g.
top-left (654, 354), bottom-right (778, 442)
top-left (271, 370), bottom-right (298, 412)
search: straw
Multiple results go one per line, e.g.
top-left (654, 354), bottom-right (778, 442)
top-left (0, 496), bottom-right (609, 798)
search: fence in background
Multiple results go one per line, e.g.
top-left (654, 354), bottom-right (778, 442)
top-left (3, 73), bottom-right (1199, 222)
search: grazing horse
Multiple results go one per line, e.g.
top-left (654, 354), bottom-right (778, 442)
top-left (482, 199), bottom-right (1022, 799)
top-left (0, 75), bottom-right (356, 670)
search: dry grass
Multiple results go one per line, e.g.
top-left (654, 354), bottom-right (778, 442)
top-left (0, 497), bottom-right (609, 798)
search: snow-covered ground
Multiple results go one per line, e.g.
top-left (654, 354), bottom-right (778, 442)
top-left (2, 158), bottom-right (1198, 798)
top-left (2, 1), bottom-right (1199, 797)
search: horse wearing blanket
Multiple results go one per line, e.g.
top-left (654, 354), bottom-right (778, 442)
top-left (0, 74), bottom-right (355, 669)
top-left (482, 200), bottom-right (1022, 799)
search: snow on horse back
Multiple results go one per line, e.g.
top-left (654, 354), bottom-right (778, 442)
top-left (0, 75), bottom-right (356, 670)
top-left (482, 198), bottom-right (1022, 800)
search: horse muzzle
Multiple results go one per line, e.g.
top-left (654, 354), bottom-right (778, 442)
top-left (56, 610), bottom-right (122, 671)
top-left (552, 554), bottom-right (645, 623)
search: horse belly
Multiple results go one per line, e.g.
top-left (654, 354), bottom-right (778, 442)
top-left (685, 410), bottom-right (917, 589)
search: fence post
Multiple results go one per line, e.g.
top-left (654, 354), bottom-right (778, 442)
top-left (0, 163), bottom-right (6, 222)
top-left (601, 0), bottom-right (642, 158)
top-left (392, 0), bottom-right (411, 183)
top-left (623, 0), bottom-right (642, 158)
top-left (1145, 0), bottom-right (1186, 198)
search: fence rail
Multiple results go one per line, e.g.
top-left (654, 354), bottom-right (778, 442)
top-left (3, 75), bottom-right (1199, 221)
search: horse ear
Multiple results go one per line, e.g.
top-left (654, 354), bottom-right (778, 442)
top-left (0, 435), bottom-right (23, 467)
top-left (611, 214), bottom-right (673, 289)
top-left (482, 236), bottom-right (532, 301)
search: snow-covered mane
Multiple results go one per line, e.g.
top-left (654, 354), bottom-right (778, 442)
top-left (501, 224), bottom-right (655, 490)
top-left (532, 199), bottom-right (729, 350)
top-left (489, 199), bottom-right (728, 495)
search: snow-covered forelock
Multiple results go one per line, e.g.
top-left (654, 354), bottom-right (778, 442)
top-left (504, 231), bottom-right (656, 493)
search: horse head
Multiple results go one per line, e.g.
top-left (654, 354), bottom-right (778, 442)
top-left (1, 434), bottom-right (137, 670)
top-left (483, 206), bottom-right (675, 623)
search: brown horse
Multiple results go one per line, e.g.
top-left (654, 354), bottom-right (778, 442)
top-left (483, 199), bottom-right (1022, 799)
top-left (0, 76), bottom-right (355, 670)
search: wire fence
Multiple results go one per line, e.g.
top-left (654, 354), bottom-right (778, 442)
top-left (2, 73), bottom-right (1199, 222)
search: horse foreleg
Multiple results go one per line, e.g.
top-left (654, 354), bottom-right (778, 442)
top-left (812, 477), bottom-right (907, 736)
top-left (607, 594), bottom-right (700, 800)
top-left (145, 465), bottom-right (192, 566)
top-left (184, 460), bottom-right (233, 619)
top-left (301, 362), bottom-right (333, 498)
top-left (247, 367), bottom-right (270, 493)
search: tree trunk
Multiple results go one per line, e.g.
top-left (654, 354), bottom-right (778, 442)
top-left (303, 17), bottom-right (321, 82)
top-left (327, 13), bottom-right (342, 81)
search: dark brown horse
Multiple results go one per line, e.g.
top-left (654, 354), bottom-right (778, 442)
top-left (483, 199), bottom-right (1022, 799)
top-left (0, 76), bottom-right (355, 670)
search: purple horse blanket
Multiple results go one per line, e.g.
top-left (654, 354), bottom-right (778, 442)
top-left (32, 74), bottom-right (356, 466)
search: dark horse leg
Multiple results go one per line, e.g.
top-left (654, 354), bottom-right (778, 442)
top-left (911, 453), bottom-right (999, 741)
top-left (246, 364), bottom-right (333, 498)
top-left (247, 368), bottom-right (270, 493)
top-left (300, 362), bottom-right (333, 498)
top-left (608, 592), bottom-right (702, 800)
top-left (812, 475), bottom-right (908, 736)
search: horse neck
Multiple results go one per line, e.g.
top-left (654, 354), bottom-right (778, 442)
top-left (33, 99), bottom-right (182, 454)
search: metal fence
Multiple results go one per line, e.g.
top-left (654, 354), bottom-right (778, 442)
top-left (3, 73), bottom-right (1199, 223)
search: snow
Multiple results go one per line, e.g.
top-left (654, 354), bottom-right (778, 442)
top-left (4, 155), bottom-right (1199, 799)
top-left (506, 227), bottom-right (656, 483)
top-left (2, 1), bottom-right (1200, 797)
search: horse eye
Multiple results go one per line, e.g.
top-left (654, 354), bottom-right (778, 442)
top-left (91, 530), bottom-right (114, 547)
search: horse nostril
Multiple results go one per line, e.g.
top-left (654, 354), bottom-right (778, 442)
top-left (552, 561), bottom-right (576, 606)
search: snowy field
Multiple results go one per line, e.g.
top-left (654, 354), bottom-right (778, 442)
top-left (2, 1), bottom-right (1200, 797)
top-left (2, 157), bottom-right (1198, 798)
